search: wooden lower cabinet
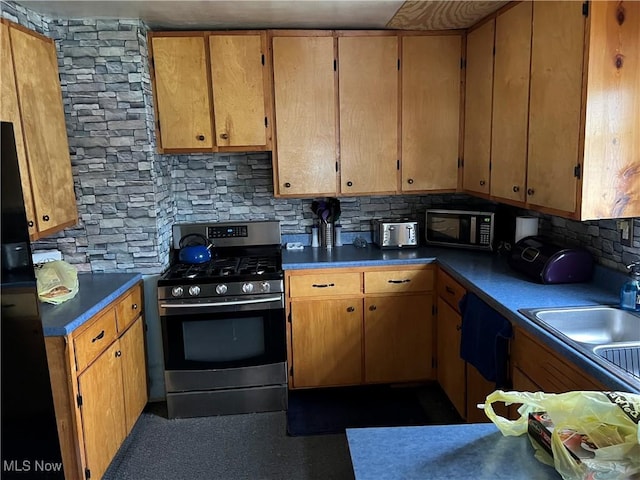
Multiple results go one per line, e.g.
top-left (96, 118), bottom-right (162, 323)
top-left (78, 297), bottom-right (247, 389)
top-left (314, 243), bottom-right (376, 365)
top-left (290, 298), bottom-right (363, 388)
top-left (45, 283), bottom-right (147, 480)
top-left (287, 265), bottom-right (435, 389)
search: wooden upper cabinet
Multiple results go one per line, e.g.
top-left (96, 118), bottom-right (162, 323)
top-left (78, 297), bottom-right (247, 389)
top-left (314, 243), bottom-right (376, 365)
top-left (272, 33), bottom-right (338, 196)
top-left (339, 34), bottom-right (398, 195)
top-left (401, 34), bottom-right (461, 192)
top-left (8, 22), bottom-right (77, 238)
top-left (150, 34), bottom-right (214, 151)
top-left (527, 2), bottom-right (584, 214)
top-left (463, 19), bottom-right (494, 196)
top-left (209, 32), bottom-right (270, 149)
top-left (490, 2), bottom-right (532, 204)
top-left (0, 23), bottom-right (36, 238)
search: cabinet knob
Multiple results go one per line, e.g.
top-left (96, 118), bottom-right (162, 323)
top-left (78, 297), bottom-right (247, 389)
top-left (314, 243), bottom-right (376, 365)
top-left (43, 215), bottom-right (50, 221)
top-left (369, 305), bottom-right (377, 311)
top-left (479, 180), bottom-right (486, 186)
top-left (196, 134), bottom-right (205, 141)
top-left (527, 188), bottom-right (535, 195)
top-left (132, 303), bottom-right (138, 310)
top-left (220, 133), bottom-right (229, 140)
top-left (284, 182), bottom-right (291, 188)
top-left (347, 306), bottom-right (355, 313)
top-left (513, 185), bottom-right (520, 193)
top-left (456, 325), bottom-right (462, 331)
top-left (115, 350), bottom-right (122, 358)
top-left (407, 178), bottom-right (414, 185)
top-left (346, 181), bottom-right (353, 187)
top-left (28, 220), bottom-right (34, 227)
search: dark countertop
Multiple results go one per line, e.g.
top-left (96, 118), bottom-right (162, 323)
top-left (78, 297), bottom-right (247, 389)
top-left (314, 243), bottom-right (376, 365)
top-left (40, 272), bottom-right (143, 336)
top-left (347, 423), bottom-right (560, 480)
top-left (282, 244), bottom-right (638, 393)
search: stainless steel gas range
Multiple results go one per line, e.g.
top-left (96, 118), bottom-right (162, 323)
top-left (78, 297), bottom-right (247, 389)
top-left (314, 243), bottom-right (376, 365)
top-left (157, 220), bottom-right (287, 419)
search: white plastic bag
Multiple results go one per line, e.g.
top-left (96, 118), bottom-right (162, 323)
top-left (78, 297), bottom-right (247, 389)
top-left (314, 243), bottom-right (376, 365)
top-left (484, 390), bottom-right (640, 480)
top-left (35, 260), bottom-right (78, 305)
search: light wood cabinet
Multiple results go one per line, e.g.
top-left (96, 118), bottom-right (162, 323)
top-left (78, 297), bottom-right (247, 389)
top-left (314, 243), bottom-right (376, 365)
top-left (271, 32), bottom-right (338, 196)
top-left (462, 19), bottom-right (494, 196)
top-left (511, 327), bottom-right (606, 393)
top-left (0, 20), bottom-right (77, 240)
top-left (286, 265), bottom-right (435, 389)
top-left (339, 34), bottom-right (398, 195)
top-left (490, 1), bottom-right (532, 204)
top-left (401, 34), bottom-right (462, 192)
top-left (149, 31), bottom-right (271, 153)
top-left (45, 283), bottom-right (147, 480)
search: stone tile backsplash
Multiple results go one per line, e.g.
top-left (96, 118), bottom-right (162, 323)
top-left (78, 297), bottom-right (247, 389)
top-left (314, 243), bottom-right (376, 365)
top-left (2, 0), bottom-right (638, 275)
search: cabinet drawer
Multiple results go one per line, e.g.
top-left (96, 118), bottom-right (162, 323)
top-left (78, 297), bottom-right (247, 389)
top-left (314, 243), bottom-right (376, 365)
top-left (437, 269), bottom-right (466, 313)
top-left (364, 269), bottom-right (434, 294)
top-left (116, 284), bottom-right (143, 332)
top-left (289, 272), bottom-right (361, 297)
top-left (74, 308), bottom-right (118, 373)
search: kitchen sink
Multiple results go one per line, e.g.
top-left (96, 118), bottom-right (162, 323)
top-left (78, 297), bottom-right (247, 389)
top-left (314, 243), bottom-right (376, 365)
top-left (521, 306), bottom-right (640, 345)
top-left (519, 306), bottom-right (640, 386)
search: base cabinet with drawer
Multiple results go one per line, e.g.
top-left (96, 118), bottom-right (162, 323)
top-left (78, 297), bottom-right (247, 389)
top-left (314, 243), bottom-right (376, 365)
top-left (286, 265), bottom-right (435, 389)
top-left (45, 283), bottom-right (147, 480)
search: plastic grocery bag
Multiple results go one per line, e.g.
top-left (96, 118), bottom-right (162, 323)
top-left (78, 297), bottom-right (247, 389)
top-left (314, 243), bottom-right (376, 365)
top-left (483, 390), bottom-right (640, 480)
top-left (35, 260), bottom-right (79, 305)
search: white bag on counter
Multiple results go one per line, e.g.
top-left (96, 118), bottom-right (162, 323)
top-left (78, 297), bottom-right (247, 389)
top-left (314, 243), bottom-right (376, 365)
top-left (35, 260), bottom-right (79, 305)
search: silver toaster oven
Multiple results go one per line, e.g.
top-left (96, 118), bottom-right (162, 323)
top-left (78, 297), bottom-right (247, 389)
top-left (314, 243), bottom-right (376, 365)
top-left (372, 219), bottom-right (418, 249)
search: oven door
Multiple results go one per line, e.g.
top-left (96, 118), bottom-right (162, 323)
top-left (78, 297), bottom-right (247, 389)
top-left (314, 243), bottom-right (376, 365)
top-left (160, 295), bottom-right (286, 371)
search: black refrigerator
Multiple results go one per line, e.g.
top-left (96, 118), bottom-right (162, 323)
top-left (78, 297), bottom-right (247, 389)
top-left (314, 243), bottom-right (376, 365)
top-left (1, 121), bottom-right (63, 479)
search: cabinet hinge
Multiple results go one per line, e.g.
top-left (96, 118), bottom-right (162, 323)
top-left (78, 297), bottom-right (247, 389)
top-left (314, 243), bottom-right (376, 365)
top-left (287, 311), bottom-right (292, 323)
top-left (85, 468), bottom-right (91, 479)
top-left (459, 158), bottom-right (464, 168)
top-left (77, 394), bottom-right (83, 408)
top-left (334, 59), bottom-right (337, 71)
top-left (460, 58), bottom-right (466, 69)
top-left (582, 1), bottom-right (589, 17)
top-left (156, 120), bottom-right (161, 133)
top-left (493, 45), bottom-right (496, 56)
top-left (289, 365), bottom-right (293, 377)
top-left (432, 304), bottom-right (437, 316)
top-left (397, 58), bottom-right (400, 70)
top-left (264, 116), bottom-right (268, 128)
top-left (335, 161), bottom-right (338, 172)
top-left (574, 164), bottom-right (582, 179)
top-left (489, 161), bottom-right (492, 171)
top-left (151, 57), bottom-right (155, 70)
top-left (261, 54), bottom-right (265, 66)
top-left (397, 159), bottom-right (400, 170)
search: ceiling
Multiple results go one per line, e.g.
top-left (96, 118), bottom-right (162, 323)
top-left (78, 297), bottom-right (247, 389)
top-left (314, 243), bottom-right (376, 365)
top-left (17, 1), bottom-right (509, 31)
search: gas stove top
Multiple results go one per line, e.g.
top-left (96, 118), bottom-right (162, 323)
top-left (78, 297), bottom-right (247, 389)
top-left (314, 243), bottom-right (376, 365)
top-left (159, 254), bottom-right (282, 283)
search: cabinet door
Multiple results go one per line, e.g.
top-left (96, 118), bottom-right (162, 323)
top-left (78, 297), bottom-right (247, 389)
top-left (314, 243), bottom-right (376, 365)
top-left (402, 35), bottom-right (461, 192)
top-left (527, 2), bottom-right (585, 213)
top-left (0, 23), bottom-right (36, 238)
top-left (272, 35), bottom-right (337, 195)
top-left (120, 316), bottom-right (148, 434)
top-left (436, 296), bottom-right (466, 419)
top-left (290, 298), bottom-right (362, 388)
top-left (10, 25), bottom-right (77, 236)
top-left (78, 341), bottom-right (126, 480)
top-left (150, 35), bottom-right (213, 151)
top-left (209, 33), bottom-right (269, 149)
top-left (490, 2), bottom-right (532, 203)
top-left (463, 19), bottom-right (494, 196)
top-left (339, 35), bottom-right (398, 194)
top-left (364, 294), bottom-right (434, 383)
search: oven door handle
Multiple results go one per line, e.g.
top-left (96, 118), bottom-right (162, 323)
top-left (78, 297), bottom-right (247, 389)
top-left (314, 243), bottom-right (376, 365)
top-left (160, 295), bottom-right (283, 309)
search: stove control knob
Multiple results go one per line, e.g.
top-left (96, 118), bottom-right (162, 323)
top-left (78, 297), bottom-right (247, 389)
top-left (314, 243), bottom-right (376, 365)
top-left (242, 282), bottom-right (254, 294)
top-left (215, 284), bottom-right (227, 295)
top-left (188, 285), bottom-right (201, 296)
top-left (260, 281), bottom-right (271, 293)
top-left (171, 286), bottom-right (184, 297)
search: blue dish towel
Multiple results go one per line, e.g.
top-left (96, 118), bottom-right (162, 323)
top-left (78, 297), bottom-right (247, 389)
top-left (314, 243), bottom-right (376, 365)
top-left (459, 293), bottom-right (512, 389)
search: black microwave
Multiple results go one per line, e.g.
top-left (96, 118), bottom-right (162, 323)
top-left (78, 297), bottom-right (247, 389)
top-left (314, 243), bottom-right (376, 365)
top-left (425, 209), bottom-right (495, 251)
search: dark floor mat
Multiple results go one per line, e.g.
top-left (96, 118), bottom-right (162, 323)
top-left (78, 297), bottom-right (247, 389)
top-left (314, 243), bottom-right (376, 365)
top-left (286, 383), bottom-right (463, 436)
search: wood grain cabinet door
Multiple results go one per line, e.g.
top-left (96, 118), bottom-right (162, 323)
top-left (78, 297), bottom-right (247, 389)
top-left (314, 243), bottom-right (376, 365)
top-left (364, 294), bottom-right (434, 384)
top-left (401, 35), bottom-right (461, 192)
top-left (209, 32), bottom-right (269, 149)
top-left (490, 2), bottom-right (532, 204)
top-left (120, 317), bottom-right (148, 435)
top-left (462, 19), bottom-right (494, 196)
top-left (290, 298), bottom-right (363, 388)
top-left (272, 34), bottom-right (338, 196)
top-left (436, 296), bottom-right (466, 419)
top-left (527, 1), bottom-right (585, 214)
top-left (77, 341), bottom-right (126, 480)
top-left (150, 34), bottom-right (213, 151)
top-left (10, 24), bottom-right (77, 237)
top-left (0, 22), bottom-right (36, 239)
top-left (339, 35), bottom-right (398, 195)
